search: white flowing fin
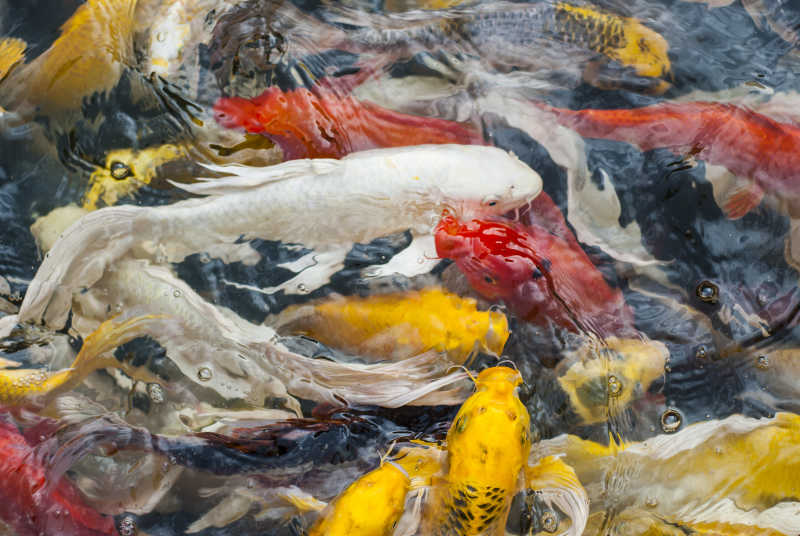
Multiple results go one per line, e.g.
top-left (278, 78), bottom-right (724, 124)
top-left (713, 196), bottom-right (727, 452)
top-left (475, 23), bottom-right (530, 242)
top-left (524, 456), bottom-right (589, 536)
top-left (362, 234), bottom-right (440, 279)
top-left (20, 205), bottom-right (146, 328)
top-left (172, 159), bottom-right (341, 196)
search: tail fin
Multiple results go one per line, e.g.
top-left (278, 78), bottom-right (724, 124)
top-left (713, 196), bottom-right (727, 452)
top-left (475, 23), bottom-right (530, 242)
top-left (67, 310), bottom-right (170, 382)
top-left (20, 205), bottom-right (144, 328)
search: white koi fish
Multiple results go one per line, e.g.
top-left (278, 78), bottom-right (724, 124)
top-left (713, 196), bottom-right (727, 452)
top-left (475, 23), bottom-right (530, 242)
top-left (20, 144), bottom-right (541, 328)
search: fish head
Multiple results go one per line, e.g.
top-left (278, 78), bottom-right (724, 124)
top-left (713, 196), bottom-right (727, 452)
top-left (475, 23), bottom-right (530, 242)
top-left (437, 217), bottom-right (548, 311)
top-left (437, 146), bottom-right (542, 219)
top-left (475, 366), bottom-right (523, 394)
top-left (213, 93), bottom-right (272, 132)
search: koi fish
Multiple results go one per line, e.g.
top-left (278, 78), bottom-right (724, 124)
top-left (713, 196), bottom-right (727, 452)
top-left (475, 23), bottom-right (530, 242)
top-left (540, 413), bottom-right (800, 535)
top-left (0, 312), bottom-right (165, 406)
top-left (0, 414), bottom-right (119, 535)
top-left (435, 205), bottom-right (637, 338)
top-left (556, 336), bottom-right (668, 425)
top-left (540, 100), bottom-right (800, 219)
top-left (269, 286), bottom-right (509, 364)
top-left (309, 444), bottom-right (444, 536)
top-left (213, 86), bottom-right (485, 160)
top-left (325, 0), bottom-right (671, 93)
top-left (82, 144), bottom-right (188, 210)
top-left (20, 144), bottom-right (542, 329)
top-left (0, 0), bottom-right (137, 117)
top-left (423, 366), bottom-right (531, 535)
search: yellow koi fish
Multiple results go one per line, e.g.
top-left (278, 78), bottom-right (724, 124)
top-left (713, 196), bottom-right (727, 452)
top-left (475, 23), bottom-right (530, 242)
top-left (271, 287), bottom-right (509, 364)
top-left (557, 337), bottom-right (668, 425)
top-left (0, 312), bottom-right (164, 405)
top-left (552, 2), bottom-right (672, 89)
top-left (542, 413), bottom-right (800, 535)
top-left (83, 143), bottom-right (187, 209)
top-left (1, 0), bottom-right (137, 116)
top-left (423, 366), bottom-right (531, 535)
top-left (309, 444), bottom-right (444, 536)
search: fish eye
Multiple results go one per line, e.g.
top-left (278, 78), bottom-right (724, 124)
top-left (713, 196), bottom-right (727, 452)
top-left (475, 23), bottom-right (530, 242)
top-left (532, 269), bottom-right (543, 279)
top-left (482, 195), bottom-right (500, 207)
top-left (109, 161), bottom-right (132, 180)
top-left (484, 275), bottom-right (496, 285)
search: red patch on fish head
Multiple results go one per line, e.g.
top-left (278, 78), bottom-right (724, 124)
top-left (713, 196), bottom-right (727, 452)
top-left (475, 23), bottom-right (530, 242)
top-left (213, 95), bottom-right (264, 132)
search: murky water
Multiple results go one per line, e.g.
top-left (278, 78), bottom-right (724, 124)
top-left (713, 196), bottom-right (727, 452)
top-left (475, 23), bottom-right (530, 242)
top-left (1, 0), bottom-right (800, 534)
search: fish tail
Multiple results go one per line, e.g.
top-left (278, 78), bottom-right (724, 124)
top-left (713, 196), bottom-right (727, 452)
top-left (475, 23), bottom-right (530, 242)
top-left (0, 37), bottom-right (26, 81)
top-left (19, 204), bottom-right (145, 329)
top-left (66, 312), bottom-right (169, 387)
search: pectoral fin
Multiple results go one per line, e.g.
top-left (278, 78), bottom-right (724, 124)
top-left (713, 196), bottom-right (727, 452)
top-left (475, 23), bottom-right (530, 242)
top-left (718, 177), bottom-right (764, 220)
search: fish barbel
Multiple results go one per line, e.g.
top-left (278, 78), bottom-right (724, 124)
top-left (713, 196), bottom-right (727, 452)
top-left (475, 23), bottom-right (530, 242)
top-left (423, 366), bottom-right (531, 535)
top-left (213, 85), bottom-right (486, 159)
top-left (269, 286), bottom-right (509, 364)
top-left (539, 100), bottom-right (800, 219)
top-left (20, 144), bottom-right (541, 329)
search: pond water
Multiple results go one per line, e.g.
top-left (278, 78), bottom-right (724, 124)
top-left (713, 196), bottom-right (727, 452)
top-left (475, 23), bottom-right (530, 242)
top-left (0, 0), bottom-right (799, 535)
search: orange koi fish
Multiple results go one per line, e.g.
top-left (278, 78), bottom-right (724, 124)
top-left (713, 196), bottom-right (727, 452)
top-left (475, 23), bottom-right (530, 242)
top-left (0, 414), bottom-right (118, 535)
top-left (435, 200), bottom-right (636, 338)
top-left (213, 85), bottom-right (485, 159)
top-left (540, 101), bottom-right (800, 219)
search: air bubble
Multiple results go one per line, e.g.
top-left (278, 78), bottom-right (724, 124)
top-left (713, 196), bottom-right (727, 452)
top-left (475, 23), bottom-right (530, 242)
top-left (541, 511), bottom-right (558, 533)
top-left (695, 345), bottom-right (707, 359)
top-left (297, 283), bottom-right (308, 293)
top-left (147, 383), bottom-right (165, 403)
top-left (645, 496), bottom-right (658, 508)
top-left (756, 355), bottom-right (769, 370)
top-left (197, 367), bottom-right (213, 381)
top-left (607, 375), bottom-right (622, 397)
top-left (695, 280), bottom-right (719, 304)
top-left (119, 516), bottom-right (137, 536)
top-left (173, 289), bottom-right (182, 298)
top-left (660, 408), bottom-right (682, 433)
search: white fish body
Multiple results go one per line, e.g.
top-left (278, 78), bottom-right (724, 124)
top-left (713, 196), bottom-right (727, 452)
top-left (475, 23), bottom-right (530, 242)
top-left (20, 144), bottom-right (542, 328)
top-left (71, 259), bottom-right (470, 408)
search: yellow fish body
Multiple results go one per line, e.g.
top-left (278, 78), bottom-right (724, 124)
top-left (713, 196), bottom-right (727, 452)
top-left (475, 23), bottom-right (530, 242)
top-left (0, 312), bottom-right (164, 404)
top-left (271, 287), bottom-right (509, 364)
top-left (424, 366), bottom-right (531, 535)
top-left (309, 445), bottom-right (444, 536)
top-left (551, 2), bottom-right (672, 91)
top-left (83, 143), bottom-right (187, 209)
top-left (1, 0), bottom-right (137, 116)
top-left (546, 413), bottom-right (800, 535)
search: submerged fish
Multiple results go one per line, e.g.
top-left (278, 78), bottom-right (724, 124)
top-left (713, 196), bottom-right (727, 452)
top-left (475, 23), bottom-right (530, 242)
top-left (556, 337), bottom-right (668, 425)
top-left (20, 144), bottom-right (542, 329)
top-left (309, 444), bottom-right (444, 536)
top-left (326, 0), bottom-right (671, 92)
top-left (540, 413), bottom-right (800, 535)
top-left (423, 366), bottom-right (531, 535)
top-left (0, 312), bottom-right (164, 406)
top-left (0, 0), bottom-right (137, 116)
top-left (270, 287), bottom-right (509, 364)
top-left (213, 85), bottom-right (485, 159)
top-left (435, 205), bottom-right (636, 338)
top-left (540, 101), bottom-right (800, 219)
top-left (0, 414), bottom-right (119, 536)
top-left (82, 144), bottom-right (188, 210)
